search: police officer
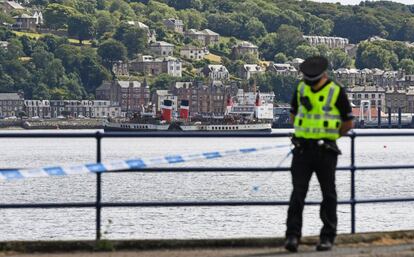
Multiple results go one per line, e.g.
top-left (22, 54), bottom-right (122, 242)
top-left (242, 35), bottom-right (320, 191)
top-left (285, 56), bottom-right (353, 252)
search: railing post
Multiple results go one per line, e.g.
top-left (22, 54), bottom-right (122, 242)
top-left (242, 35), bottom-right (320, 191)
top-left (96, 131), bottom-right (102, 241)
top-left (350, 132), bottom-right (356, 234)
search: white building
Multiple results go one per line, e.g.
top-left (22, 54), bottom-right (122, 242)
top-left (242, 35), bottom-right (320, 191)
top-left (154, 90), bottom-right (178, 112)
top-left (24, 100), bottom-right (50, 118)
top-left (236, 90), bottom-right (275, 105)
top-left (202, 65), bottom-right (229, 80)
top-left (267, 63), bottom-right (299, 77)
top-left (91, 100), bottom-right (121, 118)
top-left (180, 45), bottom-right (209, 60)
top-left (347, 86), bottom-right (386, 108)
top-left (239, 64), bottom-right (265, 79)
top-left (303, 35), bottom-right (349, 49)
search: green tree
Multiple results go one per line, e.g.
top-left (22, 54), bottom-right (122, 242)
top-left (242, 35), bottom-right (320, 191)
top-left (168, 0), bottom-right (202, 10)
top-left (328, 49), bottom-right (352, 70)
top-left (44, 4), bottom-right (78, 29)
top-left (333, 14), bottom-right (384, 43)
top-left (274, 53), bottom-right (288, 63)
top-left (114, 24), bottom-right (148, 58)
top-left (294, 45), bottom-right (320, 59)
top-left (96, 11), bottom-right (116, 38)
top-left (97, 39), bottom-right (127, 70)
top-left (399, 59), bottom-right (414, 74)
top-left (68, 14), bottom-right (96, 44)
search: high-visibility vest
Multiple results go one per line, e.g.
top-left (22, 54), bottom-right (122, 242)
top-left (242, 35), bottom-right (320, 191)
top-left (294, 81), bottom-right (342, 140)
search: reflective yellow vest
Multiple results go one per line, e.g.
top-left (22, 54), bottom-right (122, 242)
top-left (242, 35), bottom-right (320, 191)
top-left (294, 81), bottom-right (342, 140)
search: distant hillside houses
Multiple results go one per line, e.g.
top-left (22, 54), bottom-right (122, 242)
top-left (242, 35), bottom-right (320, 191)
top-left (150, 41), bottom-right (175, 57)
top-left (303, 35), bottom-right (349, 49)
top-left (334, 68), bottom-right (414, 88)
top-left (1, 1), bottom-right (25, 13)
top-left (202, 64), bottom-right (229, 80)
top-left (180, 45), bottom-right (209, 60)
top-left (163, 18), bottom-right (184, 34)
top-left (129, 55), bottom-right (182, 77)
top-left (184, 29), bottom-right (220, 46)
top-left (232, 41), bottom-right (259, 60)
top-left (239, 64), bottom-right (265, 80)
top-left (126, 21), bottom-right (156, 43)
top-left (266, 63), bottom-right (299, 77)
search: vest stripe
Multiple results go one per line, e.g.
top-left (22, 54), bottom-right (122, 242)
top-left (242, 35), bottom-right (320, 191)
top-left (322, 86), bottom-right (335, 112)
top-left (296, 113), bottom-right (341, 120)
top-left (294, 127), bottom-right (339, 135)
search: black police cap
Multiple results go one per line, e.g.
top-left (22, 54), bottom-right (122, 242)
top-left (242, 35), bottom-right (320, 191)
top-left (299, 56), bottom-right (328, 81)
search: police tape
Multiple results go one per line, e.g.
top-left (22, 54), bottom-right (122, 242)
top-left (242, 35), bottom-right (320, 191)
top-left (0, 144), bottom-right (291, 181)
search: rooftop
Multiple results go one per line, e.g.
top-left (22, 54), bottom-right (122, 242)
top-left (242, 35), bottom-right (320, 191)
top-left (0, 93), bottom-right (23, 100)
top-left (4, 1), bottom-right (25, 9)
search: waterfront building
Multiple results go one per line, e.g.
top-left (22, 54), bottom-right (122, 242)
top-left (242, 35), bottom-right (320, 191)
top-left (385, 87), bottom-right (410, 114)
top-left (24, 100), bottom-right (50, 118)
top-left (91, 100), bottom-right (121, 118)
top-left (236, 90), bottom-right (275, 105)
top-left (0, 93), bottom-right (24, 118)
top-left (190, 81), bottom-right (238, 115)
top-left (49, 100), bottom-right (92, 118)
top-left (96, 80), bottom-right (150, 115)
top-left (154, 90), bottom-right (178, 113)
top-left (347, 86), bottom-right (385, 108)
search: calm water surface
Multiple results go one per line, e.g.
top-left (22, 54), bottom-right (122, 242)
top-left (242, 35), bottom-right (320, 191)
top-left (0, 129), bottom-right (413, 241)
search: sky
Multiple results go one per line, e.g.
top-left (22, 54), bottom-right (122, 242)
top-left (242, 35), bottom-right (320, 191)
top-left (310, 0), bottom-right (413, 5)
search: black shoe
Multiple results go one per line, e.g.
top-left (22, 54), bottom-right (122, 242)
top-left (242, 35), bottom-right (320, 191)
top-left (284, 235), bottom-right (299, 252)
top-left (316, 238), bottom-right (333, 251)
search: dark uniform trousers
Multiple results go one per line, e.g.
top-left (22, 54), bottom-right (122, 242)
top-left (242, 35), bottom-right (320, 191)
top-left (286, 142), bottom-right (338, 241)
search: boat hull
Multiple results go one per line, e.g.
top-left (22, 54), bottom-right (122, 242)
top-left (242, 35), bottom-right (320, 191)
top-left (104, 122), bottom-right (272, 132)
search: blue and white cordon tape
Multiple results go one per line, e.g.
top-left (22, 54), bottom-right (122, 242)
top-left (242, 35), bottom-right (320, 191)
top-left (0, 144), bottom-right (291, 181)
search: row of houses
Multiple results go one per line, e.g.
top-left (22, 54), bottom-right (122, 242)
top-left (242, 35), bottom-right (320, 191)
top-left (346, 86), bottom-right (414, 114)
top-left (1, 1), bottom-right (43, 31)
top-left (0, 93), bottom-right (121, 118)
top-left (334, 68), bottom-right (414, 88)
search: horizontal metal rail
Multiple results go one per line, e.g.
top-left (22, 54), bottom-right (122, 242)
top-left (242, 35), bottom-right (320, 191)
top-left (2, 197), bottom-right (414, 209)
top-left (0, 130), bottom-right (413, 138)
top-left (0, 130), bottom-right (414, 240)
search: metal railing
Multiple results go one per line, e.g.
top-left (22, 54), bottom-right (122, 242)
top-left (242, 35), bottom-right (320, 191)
top-left (1, 130), bottom-right (414, 240)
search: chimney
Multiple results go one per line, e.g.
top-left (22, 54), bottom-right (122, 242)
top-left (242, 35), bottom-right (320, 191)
top-left (161, 99), bottom-right (173, 122)
top-left (179, 99), bottom-right (190, 120)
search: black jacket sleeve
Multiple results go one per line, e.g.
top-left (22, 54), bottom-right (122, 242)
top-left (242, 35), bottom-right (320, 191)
top-left (335, 87), bottom-right (354, 121)
top-left (290, 88), bottom-right (298, 115)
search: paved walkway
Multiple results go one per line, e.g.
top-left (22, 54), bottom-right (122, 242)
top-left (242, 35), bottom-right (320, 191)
top-left (3, 242), bottom-right (414, 257)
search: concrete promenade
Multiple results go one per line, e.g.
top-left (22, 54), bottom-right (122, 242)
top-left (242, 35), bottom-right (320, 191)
top-left (1, 231), bottom-right (414, 257)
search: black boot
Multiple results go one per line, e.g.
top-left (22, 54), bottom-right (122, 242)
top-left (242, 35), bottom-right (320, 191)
top-left (285, 235), bottom-right (299, 252)
top-left (316, 237), bottom-right (334, 251)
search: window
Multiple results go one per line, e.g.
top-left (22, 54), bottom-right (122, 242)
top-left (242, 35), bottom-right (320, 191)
top-left (372, 94), bottom-right (376, 98)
